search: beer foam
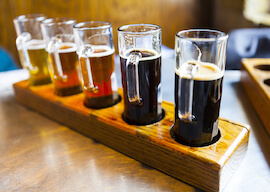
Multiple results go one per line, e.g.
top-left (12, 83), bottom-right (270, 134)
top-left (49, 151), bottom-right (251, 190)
top-left (24, 39), bottom-right (46, 50)
top-left (175, 60), bottom-right (224, 81)
top-left (83, 45), bottom-right (115, 57)
top-left (121, 48), bottom-right (161, 61)
top-left (58, 42), bottom-right (77, 53)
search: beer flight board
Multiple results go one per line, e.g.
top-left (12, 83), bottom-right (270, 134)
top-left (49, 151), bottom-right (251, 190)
top-left (241, 58), bottom-right (270, 136)
top-left (13, 80), bottom-right (249, 192)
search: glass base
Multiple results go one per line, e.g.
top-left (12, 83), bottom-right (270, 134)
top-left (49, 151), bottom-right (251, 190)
top-left (29, 78), bottom-right (51, 86)
top-left (84, 93), bottom-right (121, 109)
top-left (122, 109), bottom-right (165, 126)
top-left (55, 85), bottom-right (82, 97)
top-left (170, 125), bottom-right (221, 147)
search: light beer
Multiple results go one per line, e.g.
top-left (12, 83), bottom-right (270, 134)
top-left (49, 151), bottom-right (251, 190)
top-left (18, 39), bottom-right (51, 85)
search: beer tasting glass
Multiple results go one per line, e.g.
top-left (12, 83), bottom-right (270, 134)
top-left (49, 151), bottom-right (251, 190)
top-left (41, 17), bottom-right (82, 96)
top-left (171, 29), bottom-right (228, 147)
top-left (14, 14), bottom-right (51, 85)
top-left (118, 24), bottom-right (163, 125)
top-left (73, 21), bottom-right (120, 108)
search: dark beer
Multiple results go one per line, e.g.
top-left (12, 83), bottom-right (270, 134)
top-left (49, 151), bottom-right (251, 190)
top-left (48, 43), bottom-right (82, 96)
top-left (80, 46), bottom-right (120, 108)
top-left (120, 49), bottom-right (163, 125)
top-left (18, 39), bottom-right (51, 85)
top-left (171, 61), bottom-right (223, 146)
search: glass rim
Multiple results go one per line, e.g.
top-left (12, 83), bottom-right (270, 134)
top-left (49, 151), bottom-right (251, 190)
top-left (42, 17), bottom-right (76, 26)
top-left (14, 14), bottom-right (47, 22)
top-left (74, 21), bottom-right (111, 30)
top-left (176, 29), bottom-right (228, 42)
top-left (117, 23), bottom-right (161, 34)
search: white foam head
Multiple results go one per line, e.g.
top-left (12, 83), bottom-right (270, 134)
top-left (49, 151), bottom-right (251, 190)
top-left (88, 45), bottom-right (114, 57)
top-left (121, 48), bottom-right (161, 60)
top-left (57, 42), bottom-right (77, 53)
top-left (175, 60), bottom-right (224, 81)
top-left (22, 39), bottom-right (46, 50)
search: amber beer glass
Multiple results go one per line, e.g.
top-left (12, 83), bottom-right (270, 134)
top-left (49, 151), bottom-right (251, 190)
top-left (171, 29), bottom-right (228, 146)
top-left (73, 21), bottom-right (120, 108)
top-left (118, 24), bottom-right (163, 125)
top-left (14, 14), bottom-right (51, 85)
top-left (41, 18), bottom-right (81, 96)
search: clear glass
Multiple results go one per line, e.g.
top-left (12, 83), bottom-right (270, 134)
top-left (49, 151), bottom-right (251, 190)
top-left (171, 29), bottom-right (228, 146)
top-left (13, 14), bottom-right (51, 86)
top-left (73, 21), bottom-right (120, 108)
top-left (41, 17), bottom-right (82, 96)
top-left (118, 24), bottom-right (163, 125)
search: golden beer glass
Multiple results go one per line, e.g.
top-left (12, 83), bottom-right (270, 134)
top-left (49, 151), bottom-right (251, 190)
top-left (13, 14), bottom-right (51, 85)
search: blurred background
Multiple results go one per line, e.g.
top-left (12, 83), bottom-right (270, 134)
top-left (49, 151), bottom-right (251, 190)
top-left (0, 0), bottom-right (269, 71)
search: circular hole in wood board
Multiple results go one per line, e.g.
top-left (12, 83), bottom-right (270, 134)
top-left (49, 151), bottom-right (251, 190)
top-left (254, 64), bottom-right (270, 71)
top-left (264, 79), bottom-right (270, 86)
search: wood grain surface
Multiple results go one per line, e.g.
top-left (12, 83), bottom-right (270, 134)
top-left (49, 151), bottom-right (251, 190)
top-left (241, 58), bottom-right (270, 136)
top-left (13, 80), bottom-right (250, 192)
top-left (0, 85), bottom-right (201, 192)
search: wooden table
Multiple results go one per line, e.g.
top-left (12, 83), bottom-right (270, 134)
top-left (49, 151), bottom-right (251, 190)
top-left (0, 57), bottom-right (270, 191)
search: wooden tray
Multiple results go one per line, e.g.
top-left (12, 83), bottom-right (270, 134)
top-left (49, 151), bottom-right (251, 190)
top-left (13, 80), bottom-right (250, 192)
top-left (241, 58), bottom-right (270, 136)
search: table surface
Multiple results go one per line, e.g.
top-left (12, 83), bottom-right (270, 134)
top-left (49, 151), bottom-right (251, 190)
top-left (0, 55), bottom-right (270, 192)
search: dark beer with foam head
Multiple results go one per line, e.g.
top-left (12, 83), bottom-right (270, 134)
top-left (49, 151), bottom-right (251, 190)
top-left (171, 29), bottom-right (228, 146)
top-left (120, 48), bottom-right (163, 125)
top-left (171, 60), bottom-right (223, 146)
top-left (118, 24), bottom-right (163, 125)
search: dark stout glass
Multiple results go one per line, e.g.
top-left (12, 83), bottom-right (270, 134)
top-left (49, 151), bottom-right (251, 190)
top-left (48, 43), bottom-right (82, 96)
top-left (80, 47), bottom-right (120, 108)
top-left (120, 49), bottom-right (163, 125)
top-left (171, 62), bottom-right (223, 146)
